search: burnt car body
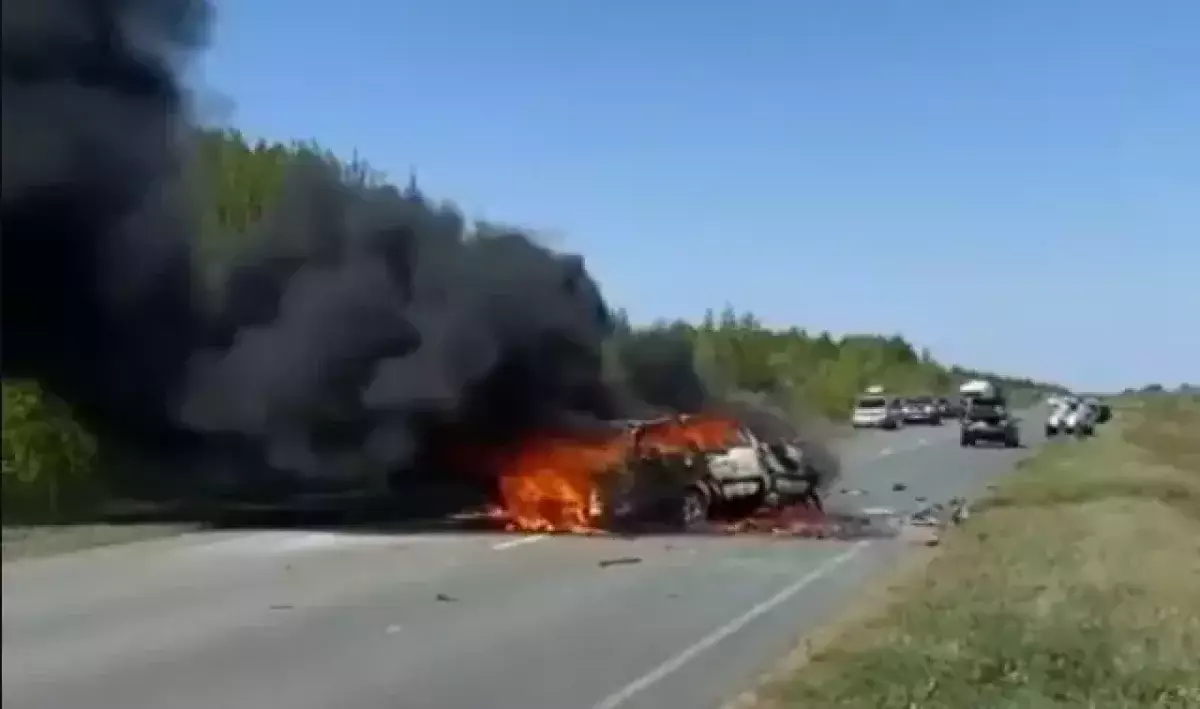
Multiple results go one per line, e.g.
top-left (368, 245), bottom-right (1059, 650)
top-left (901, 395), bottom-right (944, 425)
top-left (960, 396), bottom-right (1021, 447)
top-left (595, 417), bottom-right (834, 531)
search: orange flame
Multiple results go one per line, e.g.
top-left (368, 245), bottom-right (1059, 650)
top-left (485, 415), bottom-right (743, 532)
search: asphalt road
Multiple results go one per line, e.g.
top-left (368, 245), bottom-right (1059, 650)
top-left (3, 413), bottom-right (1047, 709)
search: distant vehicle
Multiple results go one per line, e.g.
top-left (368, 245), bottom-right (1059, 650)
top-left (958, 379), bottom-right (1000, 413)
top-left (960, 395), bottom-right (1021, 447)
top-left (959, 379), bottom-right (997, 399)
top-left (901, 395), bottom-right (944, 425)
top-left (1080, 396), bottom-right (1112, 425)
top-left (1045, 401), bottom-right (1074, 437)
top-left (938, 396), bottom-right (965, 419)
top-left (851, 394), bottom-right (904, 430)
top-left (1065, 400), bottom-right (1098, 437)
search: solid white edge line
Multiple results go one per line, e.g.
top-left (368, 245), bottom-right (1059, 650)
top-left (491, 534), bottom-right (549, 551)
top-left (589, 540), bottom-right (871, 709)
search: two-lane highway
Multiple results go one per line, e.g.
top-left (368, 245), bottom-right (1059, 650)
top-left (2, 415), bottom-right (1046, 709)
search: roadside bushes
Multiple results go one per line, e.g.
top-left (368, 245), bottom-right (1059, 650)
top-left (1, 380), bottom-right (100, 523)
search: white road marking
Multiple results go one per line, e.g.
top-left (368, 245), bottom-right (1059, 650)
top-left (876, 447), bottom-right (894, 458)
top-left (589, 540), bottom-right (870, 709)
top-left (917, 438), bottom-right (929, 446)
top-left (491, 534), bottom-right (548, 551)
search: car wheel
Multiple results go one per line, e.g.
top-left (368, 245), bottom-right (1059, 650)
top-left (1004, 435), bottom-right (1020, 448)
top-left (959, 434), bottom-right (972, 447)
top-left (678, 487), bottom-right (710, 531)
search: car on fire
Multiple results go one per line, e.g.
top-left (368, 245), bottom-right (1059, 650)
top-left (593, 416), bottom-right (833, 531)
top-left (960, 394), bottom-right (1021, 448)
top-left (901, 395), bottom-right (944, 425)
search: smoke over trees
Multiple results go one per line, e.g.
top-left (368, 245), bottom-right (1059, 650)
top-left (1, 0), bottom-right (1062, 523)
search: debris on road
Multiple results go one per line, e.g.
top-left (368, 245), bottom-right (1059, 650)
top-left (892, 482), bottom-right (908, 492)
top-left (435, 593), bottom-right (458, 603)
top-left (909, 504), bottom-right (944, 527)
top-left (598, 556), bottom-right (642, 568)
top-left (949, 497), bottom-right (970, 524)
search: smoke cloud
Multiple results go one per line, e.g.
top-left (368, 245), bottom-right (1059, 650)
top-left (2, 0), bottom-right (837, 500)
top-left (2, 0), bottom-right (208, 450)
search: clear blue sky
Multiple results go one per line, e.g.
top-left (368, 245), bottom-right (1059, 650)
top-left (198, 0), bottom-right (1198, 393)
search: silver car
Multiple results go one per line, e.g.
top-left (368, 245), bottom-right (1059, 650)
top-left (851, 395), bottom-right (904, 430)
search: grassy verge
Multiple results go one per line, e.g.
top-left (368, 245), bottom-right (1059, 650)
top-left (753, 395), bottom-right (1200, 708)
top-left (1, 523), bottom-right (196, 562)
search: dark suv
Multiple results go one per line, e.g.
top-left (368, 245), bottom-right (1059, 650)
top-left (901, 395), bottom-right (943, 425)
top-left (960, 396), bottom-right (1021, 448)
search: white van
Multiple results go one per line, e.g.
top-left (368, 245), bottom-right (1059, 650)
top-left (852, 394), bottom-right (902, 430)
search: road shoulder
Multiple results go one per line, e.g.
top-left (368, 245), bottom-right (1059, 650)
top-left (736, 395), bottom-right (1200, 708)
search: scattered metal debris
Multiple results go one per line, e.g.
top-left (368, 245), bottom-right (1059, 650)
top-left (598, 556), bottom-right (643, 568)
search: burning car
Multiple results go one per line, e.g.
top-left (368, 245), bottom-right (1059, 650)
top-left (492, 414), bottom-right (835, 533)
top-left (597, 417), bottom-right (831, 530)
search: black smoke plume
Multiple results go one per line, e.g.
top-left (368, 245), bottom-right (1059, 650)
top-left (1, 0), bottom-right (626, 495)
top-left (2, 0), bottom-right (209, 449)
top-left (2, 0), bottom-right (838, 503)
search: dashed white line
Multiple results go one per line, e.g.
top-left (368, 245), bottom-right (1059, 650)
top-left (876, 447), bottom-right (894, 458)
top-left (491, 534), bottom-right (548, 551)
top-left (589, 540), bottom-right (870, 709)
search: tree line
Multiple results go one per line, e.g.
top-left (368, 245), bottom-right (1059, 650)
top-left (1, 129), bottom-right (1063, 523)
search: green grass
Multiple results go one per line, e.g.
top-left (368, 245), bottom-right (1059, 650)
top-left (753, 395), bottom-right (1200, 709)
